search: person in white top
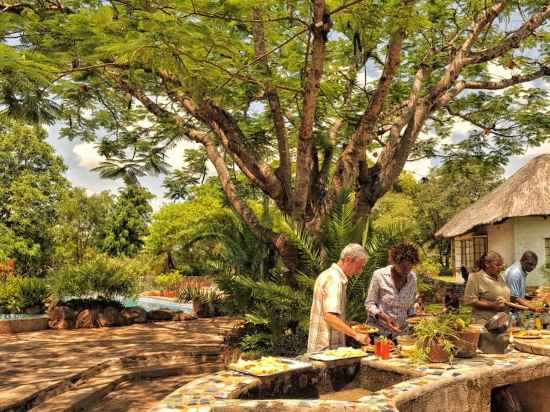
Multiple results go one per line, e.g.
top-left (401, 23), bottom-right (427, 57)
top-left (365, 243), bottom-right (419, 337)
top-left (307, 243), bottom-right (371, 353)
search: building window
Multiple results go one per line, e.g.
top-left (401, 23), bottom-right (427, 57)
top-left (545, 238), bottom-right (550, 269)
top-left (458, 236), bottom-right (487, 272)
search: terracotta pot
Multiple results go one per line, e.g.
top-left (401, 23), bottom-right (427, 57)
top-left (426, 341), bottom-right (451, 363)
top-left (454, 327), bottom-right (480, 358)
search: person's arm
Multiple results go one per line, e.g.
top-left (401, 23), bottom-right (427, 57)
top-left (323, 312), bottom-right (370, 345)
top-left (512, 296), bottom-right (545, 313)
top-left (463, 274), bottom-right (506, 312)
top-left (324, 275), bottom-right (370, 346)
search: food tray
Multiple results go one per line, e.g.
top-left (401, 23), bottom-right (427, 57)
top-left (351, 324), bottom-right (379, 334)
top-left (308, 348), bottom-right (368, 362)
top-left (228, 357), bottom-right (313, 377)
top-left (512, 330), bottom-right (544, 340)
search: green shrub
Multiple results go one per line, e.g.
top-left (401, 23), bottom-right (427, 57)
top-left (0, 276), bottom-right (48, 313)
top-left (154, 271), bottom-right (183, 291)
top-left (47, 255), bottom-right (138, 301)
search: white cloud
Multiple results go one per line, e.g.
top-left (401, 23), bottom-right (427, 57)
top-left (505, 143), bottom-right (550, 177)
top-left (487, 62), bottom-right (518, 80)
top-left (165, 140), bottom-right (199, 170)
top-left (404, 158), bottom-right (433, 178)
top-left (73, 143), bottom-right (105, 169)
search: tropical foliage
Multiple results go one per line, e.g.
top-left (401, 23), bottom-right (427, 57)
top-left (47, 254), bottom-right (139, 301)
top-left (208, 192), bottom-right (411, 356)
top-left (0, 276), bottom-right (48, 313)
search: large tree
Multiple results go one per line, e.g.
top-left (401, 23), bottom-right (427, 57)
top-left (1, 0), bottom-right (548, 267)
top-left (0, 120), bottom-right (69, 274)
top-left (52, 187), bottom-right (114, 264)
top-left (101, 182), bottom-right (153, 257)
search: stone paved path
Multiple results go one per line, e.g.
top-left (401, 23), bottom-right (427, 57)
top-left (88, 374), bottom-right (202, 412)
top-left (0, 318), bottom-right (237, 410)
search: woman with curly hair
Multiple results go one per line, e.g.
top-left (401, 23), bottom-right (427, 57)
top-left (365, 243), bottom-right (420, 337)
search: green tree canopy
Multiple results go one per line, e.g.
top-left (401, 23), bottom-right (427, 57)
top-left (101, 183), bottom-right (154, 257)
top-left (52, 187), bottom-right (114, 264)
top-left (1, 0), bottom-right (548, 267)
top-left (0, 120), bottom-right (69, 274)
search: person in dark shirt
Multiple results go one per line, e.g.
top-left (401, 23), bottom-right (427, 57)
top-left (460, 266), bottom-right (469, 284)
top-left (444, 289), bottom-right (460, 313)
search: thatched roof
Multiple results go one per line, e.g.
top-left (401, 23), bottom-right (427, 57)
top-left (436, 154), bottom-right (550, 238)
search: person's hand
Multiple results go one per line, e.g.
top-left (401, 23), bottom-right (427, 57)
top-left (496, 297), bottom-right (507, 305)
top-left (492, 301), bottom-right (507, 312)
top-left (381, 313), bottom-right (401, 333)
top-left (353, 332), bottom-right (370, 346)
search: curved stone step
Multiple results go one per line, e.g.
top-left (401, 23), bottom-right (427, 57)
top-left (4, 350), bottom-right (225, 412)
top-left (29, 361), bottom-right (222, 412)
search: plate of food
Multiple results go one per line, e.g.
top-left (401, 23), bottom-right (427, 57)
top-left (351, 324), bottom-right (379, 334)
top-left (308, 347), bottom-right (368, 361)
top-left (406, 316), bottom-right (433, 325)
top-left (512, 330), bottom-right (543, 339)
top-left (228, 356), bottom-right (312, 377)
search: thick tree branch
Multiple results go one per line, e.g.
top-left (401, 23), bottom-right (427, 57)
top-left (355, 65), bottom-right (428, 216)
top-left (153, 69), bottom-right (289, 211)
top-left (106, 72), bottom-right (299, 266)
top-left (464, 4), bottom-right (550, 66)
top-left (314, 29), bottom-right (405, 229)
top-left (293, 0), bottom-right (329, 221)
top-left (436, 67), bottom-right (548, 106)
top-left (252, 8), bottom-right (292, 202)
top-left (429, 1), bottom-right (508, 100)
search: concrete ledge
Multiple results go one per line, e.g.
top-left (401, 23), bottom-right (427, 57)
top-left (151, 351), bottom-right (550, 412)
top-left (0, 315), bottom-right (49, 334)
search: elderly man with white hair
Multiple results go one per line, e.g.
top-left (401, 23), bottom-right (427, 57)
top-left (307, 243), bottom-right (370, 353)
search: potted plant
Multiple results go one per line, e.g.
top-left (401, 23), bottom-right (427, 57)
top-left (413, 315), bottom-right (459, 363)
top-left (450, 316), bottom-right (480, 358)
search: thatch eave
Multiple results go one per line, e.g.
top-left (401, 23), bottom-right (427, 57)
top-left (436, 154), bottom-right (550, 239)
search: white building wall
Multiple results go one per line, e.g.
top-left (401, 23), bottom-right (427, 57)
top-left (487, 221), bottom-right (515, 268)
top-left (512, 216), bottom-right (550, 286)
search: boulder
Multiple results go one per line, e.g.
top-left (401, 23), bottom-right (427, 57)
top-left (48, 305), bottom-right (76, 330)
top-left (174, 311), bottom-right (197, 321)
top-left (192, 299), bottom-right (222, 318)
top-left (147, 309), bottom-right (175, 321)
top-left (98, 306), bottom-right (123, 327)
top-left (121, 306), bottom-right (147, 324)
top-left (75, 308), bottom-right (101, 328)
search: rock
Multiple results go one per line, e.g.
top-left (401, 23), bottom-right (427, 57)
top-left (98, 306), bottom-right (123, 327)
top-left (193, 299), bottom-right (221, 318)
top-left (48, 306), bottom-right (76, 330)
top-left (75, 308), bottom-right (101, 328)
top-left (174, 312), bottom-right (197, 321)
top-left (121, 306), bottom-right (147, 324)
top-left (147, 309), bottom-right (175, 321)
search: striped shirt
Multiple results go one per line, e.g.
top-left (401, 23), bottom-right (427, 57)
top-left (307, 263), bottom-right (348, 353)
top-left (365, 265), bottom-right (417, 336)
